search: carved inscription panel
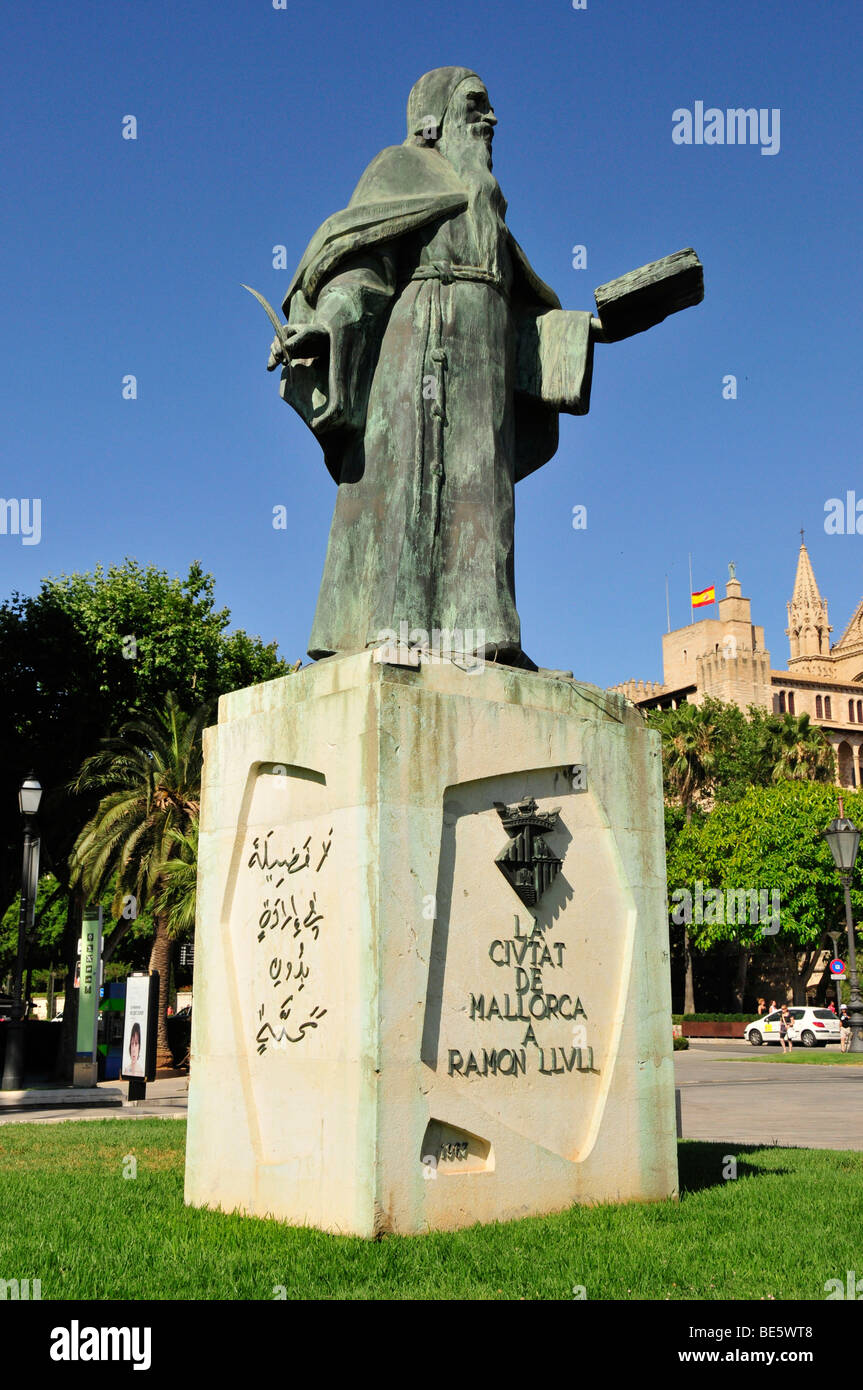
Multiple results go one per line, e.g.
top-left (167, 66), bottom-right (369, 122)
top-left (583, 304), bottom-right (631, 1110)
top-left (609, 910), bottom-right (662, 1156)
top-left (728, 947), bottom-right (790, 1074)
top-left (220, 762), bottom-right (355, 1167)
top-left (247, 823), bottom-right (333, 1055)
top-left (429, 769), bottom-right (635, 1161)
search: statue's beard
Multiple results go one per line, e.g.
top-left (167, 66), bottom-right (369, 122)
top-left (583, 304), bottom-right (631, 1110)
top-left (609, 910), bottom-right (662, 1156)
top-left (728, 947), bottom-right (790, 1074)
top-left (439, 122), bottom-right (508, 271)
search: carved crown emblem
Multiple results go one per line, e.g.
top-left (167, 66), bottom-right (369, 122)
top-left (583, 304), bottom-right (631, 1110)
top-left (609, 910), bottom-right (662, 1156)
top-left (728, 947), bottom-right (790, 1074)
top-left (493, 798), bottom-right (562, 907)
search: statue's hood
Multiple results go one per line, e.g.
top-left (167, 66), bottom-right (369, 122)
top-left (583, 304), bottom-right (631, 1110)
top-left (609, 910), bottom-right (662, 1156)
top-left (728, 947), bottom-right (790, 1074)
top-left (405, 66), bottom-right (481, 139)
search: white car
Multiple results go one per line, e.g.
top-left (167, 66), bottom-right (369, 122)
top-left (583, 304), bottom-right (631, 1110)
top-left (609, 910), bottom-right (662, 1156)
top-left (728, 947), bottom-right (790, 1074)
top-left (745, 1007), bottom-right (841, 1048)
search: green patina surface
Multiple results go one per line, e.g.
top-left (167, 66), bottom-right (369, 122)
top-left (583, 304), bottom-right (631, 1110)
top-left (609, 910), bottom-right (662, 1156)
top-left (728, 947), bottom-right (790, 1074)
top-left (252, 67), bottom-right (701, 667)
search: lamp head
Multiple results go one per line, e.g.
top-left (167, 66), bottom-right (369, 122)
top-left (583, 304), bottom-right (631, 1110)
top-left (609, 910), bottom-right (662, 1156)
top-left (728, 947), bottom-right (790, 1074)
top-left (823, 801), bottom-right (861, 877)
top-left (18, 774), bottom-right (42, 817)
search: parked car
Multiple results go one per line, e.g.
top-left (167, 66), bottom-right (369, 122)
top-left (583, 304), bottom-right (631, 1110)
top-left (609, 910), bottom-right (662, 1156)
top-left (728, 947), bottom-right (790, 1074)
top-left (166, 1006), bottom-right (192, 1070)
top-left (745, 1007), bottom-right (841, 1048)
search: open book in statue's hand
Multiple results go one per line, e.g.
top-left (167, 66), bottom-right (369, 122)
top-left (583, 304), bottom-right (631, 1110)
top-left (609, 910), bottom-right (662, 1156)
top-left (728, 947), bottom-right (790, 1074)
top-left (592, 247), bottom-right (703, 343)
top-left (516, 248), bottom-right (703, 413)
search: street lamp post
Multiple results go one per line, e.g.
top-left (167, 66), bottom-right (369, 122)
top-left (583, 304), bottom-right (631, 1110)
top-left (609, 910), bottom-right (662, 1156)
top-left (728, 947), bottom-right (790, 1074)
top-left (1, 775), bottom-right (42, 1090)
top-left (822, 796), bottom-right (863, 1054)
top-left (827, 930), bottom-right (842, 1008)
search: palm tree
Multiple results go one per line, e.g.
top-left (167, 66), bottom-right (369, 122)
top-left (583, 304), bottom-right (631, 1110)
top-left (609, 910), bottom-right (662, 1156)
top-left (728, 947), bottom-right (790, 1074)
top-left (654, 702), bottom-right (718, 822)
top-left (650, 702), bottom-right (719, 1013)
top-left (154, 819), bottom-right (199, 1070)
top-left (154, 819), bottom-right (199, 936)
top-left (769, 713), bottom-right (835, 783)
top-left (69, 693), bottom-right (212, 1070)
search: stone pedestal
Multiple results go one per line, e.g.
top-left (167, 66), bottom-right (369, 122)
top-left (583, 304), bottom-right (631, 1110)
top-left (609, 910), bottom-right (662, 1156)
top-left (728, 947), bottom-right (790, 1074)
top-left (185, 650), bottom-right (676, 1235)
top-left (73, 1060), bottom-right (98, 1088)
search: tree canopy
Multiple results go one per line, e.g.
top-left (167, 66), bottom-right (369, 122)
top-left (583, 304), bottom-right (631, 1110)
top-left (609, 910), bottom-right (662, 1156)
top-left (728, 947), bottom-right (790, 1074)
top-left (70, 692), bottom-right (210, 1065)
top-left (649, 699), bottom-right (836, 813)
top-left (652, 698), bottom-right (844, 1009)
top-left (665, 780), bottom-right (861, 953)
top-left (0, 559), bottom-right (291, 919)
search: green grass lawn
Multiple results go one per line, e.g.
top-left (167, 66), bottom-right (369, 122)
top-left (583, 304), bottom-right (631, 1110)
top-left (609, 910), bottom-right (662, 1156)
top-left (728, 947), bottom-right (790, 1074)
top-left (0, 1121), bottom-right (860, 1300)
top-left (718, 1051), bottom-right (863, 1065)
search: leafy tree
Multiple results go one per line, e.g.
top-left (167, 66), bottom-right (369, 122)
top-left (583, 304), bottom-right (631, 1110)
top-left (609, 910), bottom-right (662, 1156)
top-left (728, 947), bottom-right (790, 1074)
top-left (2, 873), bottom-right (155, 1003)
top-left (1, 873), bottom-right (67, 984)
top-left (653, 699), bottom-right (839, 1010)
top-left (0, 558), bottom-right (289, 913)
top-left (666, 782), bottom-right (862, 1005)
top-left (652, 700), bottom-right (836, 811)
top-left (70, 694), bottom-right (211, 1069)
top-left (704, 702), bottom-right (778, 801)
top-left (30, 558), bottom-right (285, 714)
top-left (0, 559), bottom-right (291, 1077)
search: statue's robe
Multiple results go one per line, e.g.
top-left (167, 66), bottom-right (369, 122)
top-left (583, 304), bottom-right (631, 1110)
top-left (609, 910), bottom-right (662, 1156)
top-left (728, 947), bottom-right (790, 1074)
top-left (280, 143), bottom-right (594, 662)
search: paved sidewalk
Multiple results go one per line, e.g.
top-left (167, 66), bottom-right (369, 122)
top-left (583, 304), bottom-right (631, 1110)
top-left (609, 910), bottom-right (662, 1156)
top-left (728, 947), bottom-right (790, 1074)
top-left (6, 1045), bottom-right (862, 1147)
top-left (0, 1075), bottom-right (188, 1125)
top-left (675, 1043), bottom-right (863, 1149)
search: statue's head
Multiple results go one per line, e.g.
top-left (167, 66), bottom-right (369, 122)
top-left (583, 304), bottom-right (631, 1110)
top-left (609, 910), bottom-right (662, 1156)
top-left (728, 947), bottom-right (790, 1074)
top-left (406, 66), bottom-right (497, 163)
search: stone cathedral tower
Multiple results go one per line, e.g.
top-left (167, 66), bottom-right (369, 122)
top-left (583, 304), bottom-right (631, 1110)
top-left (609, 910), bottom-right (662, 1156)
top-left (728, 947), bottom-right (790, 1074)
top-left (786, 540), bottom-right (832, 675)
top-left (611, 539), bottom-right (863, 790)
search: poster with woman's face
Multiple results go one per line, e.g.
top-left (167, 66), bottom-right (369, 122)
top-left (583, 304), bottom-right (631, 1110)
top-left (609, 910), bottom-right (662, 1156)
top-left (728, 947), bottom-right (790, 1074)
top-left (121, 975), bottom-right (151, 1080)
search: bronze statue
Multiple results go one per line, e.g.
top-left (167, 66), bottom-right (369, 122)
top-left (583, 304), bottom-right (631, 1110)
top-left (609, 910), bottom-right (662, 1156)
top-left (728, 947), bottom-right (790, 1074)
top-left (251, 67), bottom-right (702, 668)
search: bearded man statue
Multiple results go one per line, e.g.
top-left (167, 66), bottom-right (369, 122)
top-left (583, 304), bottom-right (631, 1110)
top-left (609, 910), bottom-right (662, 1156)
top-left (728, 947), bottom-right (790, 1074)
top-left (265, 67), bottom-right (699, 667)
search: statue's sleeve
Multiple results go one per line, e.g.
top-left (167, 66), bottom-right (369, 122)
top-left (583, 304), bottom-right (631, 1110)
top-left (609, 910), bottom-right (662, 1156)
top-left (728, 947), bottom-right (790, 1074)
top-left (280, 247), bottom-right (397, 451)
top-left (515, 309), bottom-right (594, 416)
top-left (513, 308), bottom-right (595, 484)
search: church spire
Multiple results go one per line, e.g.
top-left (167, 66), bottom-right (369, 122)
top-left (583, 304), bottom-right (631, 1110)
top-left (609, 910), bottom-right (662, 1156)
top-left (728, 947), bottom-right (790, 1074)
top-left (791, 539), bottom-right (823, 608)
top-left (787, 539), bottom-right (831, 662)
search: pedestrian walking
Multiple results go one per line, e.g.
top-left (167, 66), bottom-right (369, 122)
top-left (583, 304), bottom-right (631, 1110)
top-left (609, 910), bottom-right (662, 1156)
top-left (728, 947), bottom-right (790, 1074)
top-left (757, 997), bottom-right (767, 1016)
top-left (779, 1004), bottom-right (792, 1053)
top-left (840, 1006), bottom-right (852, 1053)
top-left (828, 999), bottom-right (837, 1014)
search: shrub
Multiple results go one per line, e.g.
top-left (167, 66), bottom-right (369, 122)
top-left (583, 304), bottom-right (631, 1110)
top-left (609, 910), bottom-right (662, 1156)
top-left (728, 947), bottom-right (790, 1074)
top-left (681, 1012), bottom-right (751, 1023)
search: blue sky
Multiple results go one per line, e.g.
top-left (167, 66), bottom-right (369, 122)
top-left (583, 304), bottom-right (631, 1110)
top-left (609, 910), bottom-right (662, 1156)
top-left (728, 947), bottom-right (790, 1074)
top-left (2, 0), bottom-right (861, 685)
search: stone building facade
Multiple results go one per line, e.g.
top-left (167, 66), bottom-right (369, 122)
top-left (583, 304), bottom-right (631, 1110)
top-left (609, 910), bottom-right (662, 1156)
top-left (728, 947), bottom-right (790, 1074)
top-left (611, 542), bottom-right (863, 789)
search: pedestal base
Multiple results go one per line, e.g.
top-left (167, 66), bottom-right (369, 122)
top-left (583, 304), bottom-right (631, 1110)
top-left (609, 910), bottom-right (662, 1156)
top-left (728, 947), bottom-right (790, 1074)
top-left (185, 650), bottom-right (676, 1235)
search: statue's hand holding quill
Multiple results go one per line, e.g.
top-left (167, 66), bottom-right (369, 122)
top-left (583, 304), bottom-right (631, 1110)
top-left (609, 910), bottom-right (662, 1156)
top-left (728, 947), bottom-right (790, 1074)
top-left (241, 284), bottom-right (328, 371)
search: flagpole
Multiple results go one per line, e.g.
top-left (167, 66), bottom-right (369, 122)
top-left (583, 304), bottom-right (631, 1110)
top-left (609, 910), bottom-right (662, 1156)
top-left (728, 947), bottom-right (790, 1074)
top-left (688, 553), bottom-right (694, 626)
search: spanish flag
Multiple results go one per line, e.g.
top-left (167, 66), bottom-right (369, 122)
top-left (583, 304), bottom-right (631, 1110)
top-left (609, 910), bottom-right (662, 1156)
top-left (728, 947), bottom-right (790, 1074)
top-left (691, 585), bottom-right (715, 608)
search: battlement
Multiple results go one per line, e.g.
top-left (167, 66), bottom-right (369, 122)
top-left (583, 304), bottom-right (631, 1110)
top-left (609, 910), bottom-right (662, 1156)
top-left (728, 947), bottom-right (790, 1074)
top-left (609, 678), bottom-right (666, 703)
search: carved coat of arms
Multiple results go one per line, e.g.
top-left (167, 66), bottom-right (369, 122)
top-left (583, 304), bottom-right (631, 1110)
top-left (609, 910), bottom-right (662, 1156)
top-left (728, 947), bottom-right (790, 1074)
top-left (493, 798), bottom-right (562, 907)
